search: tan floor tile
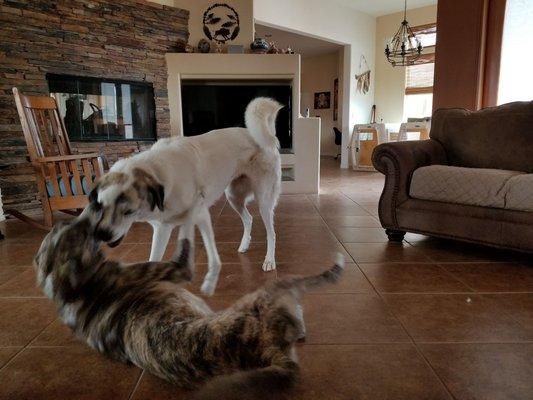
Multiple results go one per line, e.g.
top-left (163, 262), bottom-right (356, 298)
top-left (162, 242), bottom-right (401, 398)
top-left (332, 227), bottom-right (389, 243)
top-left (213, 224), bottom-right (335, 244)
top-left (0, 266), bottom-right (28, 286)
top-left (198, 241), bottom-right (350, 264)
top-left (0, 347), bottom-right (21, 369)
top-left (0, 346), bottom-right (141, 400)
top-left (277, 262), bottom-right (374, 294)
top-left (0, 298), bottom-right (56, 346)
top-left (131, 372), bottom-right (191, 400)
top-left (420, 343), bottom-right (533, 400)
top-left (441, 262), bottom-right (533, 292)
top-left (215, 213), bottom-right (326, 227)
top-left (302, 294), bottom-right (410, 344)
top-left (359, 263), bottom-right (472, 293)
top-left (189, 263), bottom-right (277, 296)
top-left (344, 242), bottom-right (430, 263)
top-left (0, 268), bottom-right (43, 297)
top-left (323, 215), bottom-right (381, 228)
top-left (315, 204), bottom-right (371, 216)
top-left (485, 293), bottom-right (533, 328)
top-left (31, 319), bottom-right (82, 347)
top-left (287, 344), bottom-right (451, 400)
top-left (383, 294), bottom-right (533, 342)
top-left (0, 242), bottom-right (41, 267)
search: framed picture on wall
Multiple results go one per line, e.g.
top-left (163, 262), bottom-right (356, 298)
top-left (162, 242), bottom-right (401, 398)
top-left (314, 91), bottom-right (331, 109)
top-left (333, 79), bottom-right (339, 121)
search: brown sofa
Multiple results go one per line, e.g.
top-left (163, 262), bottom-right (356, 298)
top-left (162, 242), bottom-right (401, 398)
top-left (372, 101), bottom-right (533, 252)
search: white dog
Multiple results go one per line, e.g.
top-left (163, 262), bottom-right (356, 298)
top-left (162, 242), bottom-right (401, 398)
top-left (85, 98), bottom-right (282, 295)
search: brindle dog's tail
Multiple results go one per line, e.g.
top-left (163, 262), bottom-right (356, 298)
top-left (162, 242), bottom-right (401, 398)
top-left (270, 253), bottom-right (345, 296)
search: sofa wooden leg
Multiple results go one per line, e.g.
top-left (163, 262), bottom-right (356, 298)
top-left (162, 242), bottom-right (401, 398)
top-left (385, 229), bottom-right (405, 242)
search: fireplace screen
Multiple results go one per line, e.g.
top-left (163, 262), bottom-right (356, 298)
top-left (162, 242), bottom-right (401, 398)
top-left (47, 74), bottom-right (156, 141)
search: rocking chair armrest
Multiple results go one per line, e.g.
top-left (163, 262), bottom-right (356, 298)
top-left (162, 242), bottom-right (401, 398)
top-left (34, 153), bottom-right (101, 163)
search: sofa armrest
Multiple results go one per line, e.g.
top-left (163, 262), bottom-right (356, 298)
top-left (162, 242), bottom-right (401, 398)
top-left (372, 139), bottom-right (447, 228)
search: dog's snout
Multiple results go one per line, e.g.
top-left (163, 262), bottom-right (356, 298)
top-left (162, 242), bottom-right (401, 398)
top-left (95, 228), bottom-right (113, 242)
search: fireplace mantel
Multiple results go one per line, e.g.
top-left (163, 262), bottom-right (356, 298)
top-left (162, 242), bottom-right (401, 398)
top-left (165, 53), bottom-right (320, 194)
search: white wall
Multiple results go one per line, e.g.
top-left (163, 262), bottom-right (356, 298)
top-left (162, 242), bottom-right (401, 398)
top-left (301, 52), bottom-right (340, 157)
top-left (374, 5), bottom-right (437, 123)
top-left (254, 0), bottom-right (376, 168)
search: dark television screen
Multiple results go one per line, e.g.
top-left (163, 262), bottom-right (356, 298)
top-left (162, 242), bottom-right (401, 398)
top-left (181, 80), bottom-right (292, 150)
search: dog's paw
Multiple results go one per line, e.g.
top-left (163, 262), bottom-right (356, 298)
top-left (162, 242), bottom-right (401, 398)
top-left (200, 279), bottom-right (216, 297)
top-left (237, 236), bottom-right (251, 253)
top-left (262, 260), bottom-right (276, 272)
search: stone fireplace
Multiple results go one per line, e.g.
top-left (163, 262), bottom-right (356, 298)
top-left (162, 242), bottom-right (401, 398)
top-left (0, 0), bottom-right (189, 212)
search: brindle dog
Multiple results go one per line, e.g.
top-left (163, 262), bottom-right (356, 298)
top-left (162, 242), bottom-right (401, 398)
top-left (34, 215), bottom-right (344, 399)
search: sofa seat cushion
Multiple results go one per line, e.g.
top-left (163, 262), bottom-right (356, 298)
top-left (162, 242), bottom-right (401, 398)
top-left (409, 165), bottom-right (524, 209)
top-left (505, 174), bottom-right (533, 212)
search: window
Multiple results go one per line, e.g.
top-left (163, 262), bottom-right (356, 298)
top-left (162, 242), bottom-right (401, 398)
top-left (404, 93), bottom-right (433, 120)
top-left (412, 23), bottom-right (437, 48)
top-left (48, 74), bottom-right (157, 142)
top-left (405, 62), bottom-right (435, 95)
top-left (404, 58), bottom-right (435, 120)
top-left (498, 0), bottom-right (533, 104)
top-left (402, 23), bottom-right (436, 121)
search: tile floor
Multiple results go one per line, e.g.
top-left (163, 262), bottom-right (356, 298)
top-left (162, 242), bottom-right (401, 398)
top-left (0, 157), bottom-right (532, 399)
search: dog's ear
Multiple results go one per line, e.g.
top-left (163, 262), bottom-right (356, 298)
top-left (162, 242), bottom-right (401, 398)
top-left (133, 168), bottom-right (164, 211)
top-left (148, 183), bottom-right (165, 211)
top-left (88, 183), bottom-right (101, 210)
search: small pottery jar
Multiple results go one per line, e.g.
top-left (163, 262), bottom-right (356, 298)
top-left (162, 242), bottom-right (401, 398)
top-left (198, 39), bottom-right (211, 53)
top-left (250, 38), bottom-right (269, 54)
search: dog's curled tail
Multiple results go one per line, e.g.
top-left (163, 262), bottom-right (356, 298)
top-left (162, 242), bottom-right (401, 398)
top-left (245, 97), bottom-right (283, 151)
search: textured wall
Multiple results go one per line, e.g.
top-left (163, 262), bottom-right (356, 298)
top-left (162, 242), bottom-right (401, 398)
top-left (0, 0), bottom-right (189, 211)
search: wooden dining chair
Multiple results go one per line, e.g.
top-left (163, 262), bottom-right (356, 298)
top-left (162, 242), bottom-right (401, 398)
top-left (9, 87), bottom-right (105, 229)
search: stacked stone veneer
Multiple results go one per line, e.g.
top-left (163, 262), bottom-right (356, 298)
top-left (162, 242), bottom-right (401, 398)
top-left (0, 0), bottom-right (189, 211)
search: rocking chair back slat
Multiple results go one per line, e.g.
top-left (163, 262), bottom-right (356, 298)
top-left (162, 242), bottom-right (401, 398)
top-left (70, 160), bottom-right (84, 195)
top-left (46, 162), bottom-right (61, 199)
top-left (81, 159), bottom-right (93, 187)
top-left (58, 161), bottom-right (72, 195)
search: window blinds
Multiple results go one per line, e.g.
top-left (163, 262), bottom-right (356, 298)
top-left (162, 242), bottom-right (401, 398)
top-left (405, 62), bottom-right (435, 95)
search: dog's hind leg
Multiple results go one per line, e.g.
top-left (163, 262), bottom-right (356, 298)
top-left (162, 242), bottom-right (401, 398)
top-left (149, 222), bottom-right (173, 261)
top-left (256, 191), bottom-right (277, 272)
top-left (196, 207), bottom-right (221, 296)
top-left (225, 176), bottom-right (254, 253)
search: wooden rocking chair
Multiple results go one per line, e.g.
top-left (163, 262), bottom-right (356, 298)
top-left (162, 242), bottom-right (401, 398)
top-left (9, 87), bottom-right (105, 230)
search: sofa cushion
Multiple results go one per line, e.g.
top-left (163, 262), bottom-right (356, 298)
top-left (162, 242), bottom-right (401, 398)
top-left (409, 165), bottom-right (524, 209)
top-left (504, 174), bottom-right (533, 212)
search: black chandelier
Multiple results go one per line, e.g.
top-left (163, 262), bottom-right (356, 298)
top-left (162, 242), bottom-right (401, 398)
top-left (385, 0), bottom-right (423, 66)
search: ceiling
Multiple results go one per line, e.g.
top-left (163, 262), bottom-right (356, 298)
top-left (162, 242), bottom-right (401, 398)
top-left (255, 24), bottom-right (343, 58)
top-left (332, 0), bottom-right (437, 17)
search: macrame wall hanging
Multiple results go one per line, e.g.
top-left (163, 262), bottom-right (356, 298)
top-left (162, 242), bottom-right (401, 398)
top-left (355, 55), bottom-right (371, 95)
